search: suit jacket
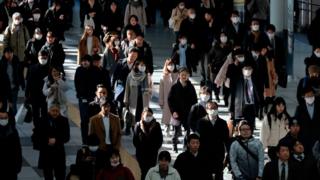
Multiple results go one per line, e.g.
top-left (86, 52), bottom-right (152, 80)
top-left (262, 160), bottom-right (299, 180)
top-left (89, 112), bottom-right (121, 151)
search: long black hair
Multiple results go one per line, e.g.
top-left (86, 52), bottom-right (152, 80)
top-left (267, 97), bottom-right (291, 129)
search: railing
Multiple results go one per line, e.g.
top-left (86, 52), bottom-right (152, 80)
top-left (296, 0), bottom-right (320, 29)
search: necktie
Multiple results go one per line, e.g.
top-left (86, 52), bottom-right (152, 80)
top-left (281, 162), bottom-right (286, 180)
top-left (245, 79), bottom-right (251, 104)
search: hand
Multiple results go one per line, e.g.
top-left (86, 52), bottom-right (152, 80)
top-left (173, 112), bottom-right (179, 119)
top-left (89, 12), bottom-right (96, 17)
top-left (53, 75), bottom-right (61, 81)
top-left (48, 138), bottom-right (56, 145)
top-left (191, 44), bottom-right (195, 49)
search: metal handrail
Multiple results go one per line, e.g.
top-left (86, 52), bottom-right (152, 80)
top-left (297, 0), bottom-right (320, 7)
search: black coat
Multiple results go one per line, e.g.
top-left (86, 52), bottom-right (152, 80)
top-left (244, 31), bottom-right (270, 51)
top-left (0, 124), bottom-right (22, 179)
top-left (196, 116), bottom-right (229, 173)
top-left (291, 154), bottom-right (320, 180)
top-left (25, 63), bottom-right (49, 104)
top-left (304, 54), bottom-right (320, 75)
top-left (134, 41), bottom-right (154, 74)
top-left (112, 59), bottom-right (132, 102)
top-left (43, 7), bottom-right (67, 40)
top-left (0, 55), bottom-right (25, 90)
top-left (168, 80), bottom-right (197, 128)
top-left (262, 160), bottom-right (299, 180)
top-left (38, 114), bottom-right (70, 169)
top-left (174, 150), bottom-right (212, 180)
top-left (0, 71), bottom-right (12, 103)
top-left (295, 99), bottom-right (320, 153)
top-left (223, 22), bottom-right (247, 46)
top-left (74, 66), bottom-right (95, 100)
top-left (25, 38), bottom-right (46, 65)
top-left (90, 66), bottom-right (113, 99)
top-left (296, 76), bottom-right (320, 105)
top-left (187, 102), bottom-right (207, 132)
top-left (133, 119), bottom-right (163, 177)
top-left (41, 42), bottom-right (66, 70)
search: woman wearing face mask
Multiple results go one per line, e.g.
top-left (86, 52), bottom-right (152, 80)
top-left (25, 28), bottom-right (46, 66)
top-left (159, 59), bottom-right (179, 136)
top-left (208, 31), bottom-right (232, 102)
top-left (124, 60), bottom-right (151, 130)
top-left (102, 32), bottom-right (120, 76)
top-left (0, 100), bottom-right (22, 180)
top-left (304, 46), bottom-right (320, 76)
top-left (96, 148), bottom-right (135, 180)
top-left (133, 108), bottom-right (163, 180)
top-left (77, 24), bottom-right (100, 65)
top-left (169, 1), bottom-right (188, 39)
top-left (260, 97), bottom-right (290, 161)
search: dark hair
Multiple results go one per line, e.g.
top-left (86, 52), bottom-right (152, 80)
top-left (38, 49), bottom-right (49, 56)
top-left (143, 107), bottom-right (153, 114)
top-left (128, 15), bottom-right (139, 24)
top-left (81, 54), bottom-right (92, 62)
top-left (187, 133), bottom-right (200, 143)
top-left (231, 10), bottom-right (239, 16)
top-left (96, 84), bottom-right (106, 90)
top-left (3, 46), bottom-right (13, 54)
top-left (178, 67), bottom-right (189, 74)
top-left (92, 54), bottom-right (101, 61)
top-left (266, 24), bottom-right (276, 32)
top-left (158, 150), bottom-right (171, 162)
top-left (47, 66), bottom-right (64, 84)
top-left (87, 133), bottom-right (100, 146)
top-left (267, 97), bottom-right (291, 130)
top-left (276, 141), bottom-right (290, 152)
top-left (128, 47), bottom-right (139, 53)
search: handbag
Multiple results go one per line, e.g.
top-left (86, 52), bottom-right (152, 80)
top-left (168, 17), bottom-right (174, 29)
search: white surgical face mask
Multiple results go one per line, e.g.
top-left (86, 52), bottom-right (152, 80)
top-left (251, 51), bottom-right (259, 59)
top-left (231, 17), bottom-right (240, 24)
top-left (143, 115), bottom-right (153, 123)
top-left (237, 56), bottom-right (245, 62)
top-left (111, 161), bottom-right (120, 167)
top-left (243, 69), bottom-right (252, 77)
top-left (114, 40), bottom-right (120, 46)
top-left (88, 146), bottom-right (99, 152)
top-left (305, 96), bottom-right (315, 104)
top-left (200, 94), bottom-right (210, 102)
top-left (180, 39), bottom-right (187, 45)
top-left (314, 51), bottom-right (320, 58)
top-left (220, 36), bottom-right (228, 43)
top-left (252, 25), bottom-right (259, 31)
top-left (138, 65), bottom-right (146, 72)
top-left (207, 109), bottom-right (218, 118)
top-left (39, 58), bottom-right (48, 65)
top-left (167, 65), bottom-right (174, 72)
top-left (0, 119), bottom-right (9, 126)
top-left (35, 34), bottom-right (42, 40)
top-left (267, 32), bottom-right (275, 39)
top-left (179, 5), bottom-right (184, 9)
top-left (189, 14), bottom-right (196, 19)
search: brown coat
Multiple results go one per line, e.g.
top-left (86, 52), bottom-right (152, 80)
top-left (89, 112), bottom-right (122, 151)
top-left (264, 58), bottom-right (278, 98)
top-left (170, 7), bottom-right (188, 32)
top-left (77, 35), bottom-right (100, 64)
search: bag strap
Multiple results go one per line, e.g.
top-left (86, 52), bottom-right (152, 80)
top-left (236, 138), bottom-right (259, 161)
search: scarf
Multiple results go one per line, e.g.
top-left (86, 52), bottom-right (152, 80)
top-left (129, 70), bottom-right (148, 91)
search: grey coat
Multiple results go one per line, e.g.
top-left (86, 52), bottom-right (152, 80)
top-left (230, 137), bottom-right (264, 179)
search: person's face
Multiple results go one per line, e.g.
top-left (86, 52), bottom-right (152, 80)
top-left (85, 26), bottom-right (93, 36)
top-left (188, 139), bottom-right (200, 154)
top-left (293, 141), bottom-right (304, 154)
top-left (127, 30), bottom-right (135, 40)
top-left (309, 72), bottom-right (319, 78)
top-left (261, 47), bottom-right (268, 56)
top-left (130, 17), bottom-right (137, 26)
top-left (276, 103), bottom-right (285, 113)
top-left (277, 146), bottom-right (290, 161)
top-left (4, 51), bottom-right (13, 60)
top-left (110, 3), bottom-right (117, 12)
top-left (314, 48), bottom-right (320, 54)
top-left (110, 154), bottom-right (120, 164)
top-left (204, 13), bottom-right (212, 21)
top-left (206, 102), bottom-right (218, 111)
top-left (46, 33), bottom-right (55, 44)
top-left (96, 87), bottom-right (107, 98)
top-left (81, 60), bottom-right (90, 68)
top-left (179, 71), bottom-right (189, 82)
top-left (128, 52), bottom-right (138, 63)
top-left (239, 124), bottom-right (252, 139)
top-left (101, 104), bottom-right (111, 115)
top-left (158, 159), bottom-right (169, 171)
top-left (49, 106), bottom-right (60, 118)
top-left (51, 68), bottom-right (60, 78)
top-left (135, 36), bottom-right (144, 47)
top-left (290, 124), bottom-right (300, 135)
top-left (0, 112), bottom-right (8, 119)
top-left (304, 91), bottom-right (315, 98)
top-left (92, 60), bottom-right (101, 67)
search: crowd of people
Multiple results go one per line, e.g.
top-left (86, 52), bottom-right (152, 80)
top-left (0, 0), bottom-right (320, 180)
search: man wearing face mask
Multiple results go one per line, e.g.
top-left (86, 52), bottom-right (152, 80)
top-left (224, 10), bottom-right (246, 47)
top-left (179, 8), bottom-right (204, 73)
top-left (0, 100), bottom-right (22, 180)
top-left (25, 28), bottom-right (46, 66)
top-left (295, 87), bottom-right (320, 154)
top-left (3, 12), bottom-right (30, 64)
top-left (304, 46), bottom-right (320, 76)
top-left (230, 61), bottom-right (261, 130)
top-left (25, 49), bottom-right (50, 129)
top-left (244, 19), bottom-right (269, 52)
top-left (188, 86), bottom-right (211, 134)
top-left (133, 107), bottom-right (163, 180)
top-left (196, 101), bottom-right (229, 180)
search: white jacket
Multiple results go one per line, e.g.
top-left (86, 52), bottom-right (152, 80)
top-left (145, 165), bottom-right (181, 180)
top-left (260, 114), bottom-right (289, 149)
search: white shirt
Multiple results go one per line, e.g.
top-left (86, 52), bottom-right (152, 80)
top-left (102, 115), bottom-right (111, 145)
top-left (87, 36), bottom-right (93, 55)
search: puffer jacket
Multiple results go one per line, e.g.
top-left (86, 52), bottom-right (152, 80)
top-left (145, 165), bottom-right (181, 180)
top-left (230, 136), bottom-right (264, 180)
